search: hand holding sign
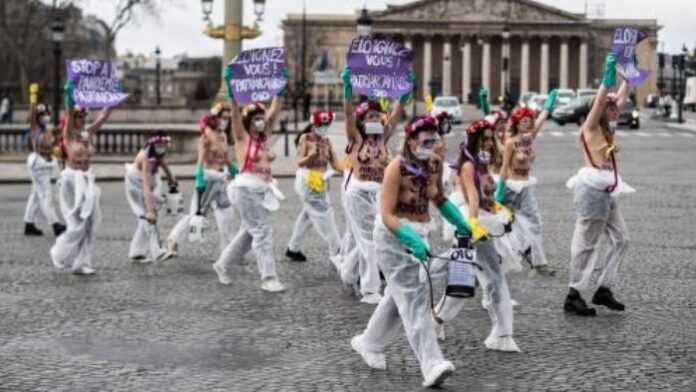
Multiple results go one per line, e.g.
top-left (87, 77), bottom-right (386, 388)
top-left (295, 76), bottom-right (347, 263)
top-left (228, 47), bottom-right (287, 104)
top-left (611, 27), bottom-right (651, 87)
top-left (66, 59), bottom-right (129, 109)
top-left (346, 35), bottom-right (414, 99)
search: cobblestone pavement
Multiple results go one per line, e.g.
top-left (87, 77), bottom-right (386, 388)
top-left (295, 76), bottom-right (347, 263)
top-left (1, 118), bottom-right (695, 392)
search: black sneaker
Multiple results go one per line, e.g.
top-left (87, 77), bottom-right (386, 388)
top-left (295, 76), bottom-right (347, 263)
top-left (592, 287), bottom-right (625, 311)
top-left (564, 290), bottom-right (597, 316)
top-left (285, 248), bottom-right (307, 262)
top-left (52, 223), bottom-right (66, 237)
top-left (24, 223), bottom-right (43, 236)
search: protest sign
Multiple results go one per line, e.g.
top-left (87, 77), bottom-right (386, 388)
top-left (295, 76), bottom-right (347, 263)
top-left (66, 59), bottom-right (129, 108)
top-left (346, 35), bottom-right (414, 99)
top-left (611, 27), bottom-right (651, 87)
top-left (228, 47), bottom-right (287, 104)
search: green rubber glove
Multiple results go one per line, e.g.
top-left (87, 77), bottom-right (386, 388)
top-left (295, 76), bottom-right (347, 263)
top-left (64, 80), bottom-right (75, 109)
top-left (340, 67), bottom-right (353, 101)
top-left (399, 70), bottom-right (417, 105)
top-left (223, 66), bottom-right (234, 100)
top-left (601, 53), bottom-right (617, 89)
top-left (394, 224), bottom-right (429, 263)
top-left (195, 165), bottom-right (207, 194)
top-left (544, 89), bottom-right (558, 112)
top-left (227, 162), bottom-right (239, 179)
top-left (277, 69), bottom-right (289, 97)
top-left (479, 88), bottom-right (490, 115)
top-left (438, 199), bottom-right (472, 237)
top-left (495, 180), bottom-right (507, 204)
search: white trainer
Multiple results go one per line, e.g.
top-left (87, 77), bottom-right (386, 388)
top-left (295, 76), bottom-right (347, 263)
top-left (155, 251), bottom-right (175, 263)
top-left (212, 263), bottom-right (232, 285)
top-left (360, 293), bottom-right (382, 305)
top-left (484, 335), bottom-right (521, 353)
top-left (422, 360), bottom-right (455, 388)
top-left (73, 266), bottom-right (96, 276)
top-left (166, 238), bottom-right (178, 257)
top-left (260, 277), bottom-right (286, 292)
top-left (350, 335), bottom-right (386, 370)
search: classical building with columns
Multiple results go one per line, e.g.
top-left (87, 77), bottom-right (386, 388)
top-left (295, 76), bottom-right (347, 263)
top-left (282, 0), bottom-right (660, 106)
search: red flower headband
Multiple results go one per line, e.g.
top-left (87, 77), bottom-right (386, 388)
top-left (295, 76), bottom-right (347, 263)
top-left (510, 107), bottom-right (535, 124)
top-left (405, 115), bottom-right (439, 136)
top-left (466, 119), bottom-right (493, 135)
top-left (312, 110), bottom-right (334, 126)
top-left (355, 100), bottom-right (383, 122)
top-left (146, 134), bottom-right (171, 147)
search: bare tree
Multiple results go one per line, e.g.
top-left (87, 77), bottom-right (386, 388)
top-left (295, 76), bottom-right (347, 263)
top-left (95, 0), bottom-right (163, 61)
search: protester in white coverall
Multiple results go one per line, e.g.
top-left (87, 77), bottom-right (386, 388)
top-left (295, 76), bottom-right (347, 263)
top-left (23, 83), bottom-right (66, 237)
top-left (125, 133), bottom-right (178, 264)
top-left (351, 116), bottom-right (475, 388)
top-left (564, 53), bottom-right (635, 316)
top-left (212, 67), bottom-right (286, 293)
top-left (285, 111), bottom-right (344, 265)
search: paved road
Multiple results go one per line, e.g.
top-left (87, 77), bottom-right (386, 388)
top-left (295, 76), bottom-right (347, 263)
top-left (1, 117), bottom-right (695, 391)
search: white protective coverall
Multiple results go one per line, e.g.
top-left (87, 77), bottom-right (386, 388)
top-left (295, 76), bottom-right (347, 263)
top-left (124, 163), bottom-right (167, 261)
top-left (50, 167), bottom-right (101, 272)
top-left (354, 216), bottom-right (451, 381)
top-left (214, 173), bottom-right (282, 280)
top-left (566, 167), bottom-right (634, 291)
top-left (287, 168), bottom-right (341, 260)
top-left (23, 152), bottom-right (61, 226)
top-left (167, 169), bottom-right (235, 252)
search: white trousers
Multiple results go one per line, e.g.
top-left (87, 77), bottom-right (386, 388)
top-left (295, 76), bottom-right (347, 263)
top-left (216, 185), bottom-right (277, 280)
top-left (569, 183), bottom-right (629, 291)
top-left (124, 165), bottom-right (166, 260)
top-left (167, 170), bottom-right (235, 253)
top-left (23, 153), bottom-right (59, 225)
top-left (287, 170), bottom-right (341, 258)
top-left (343, 183), bottom-right (381, 296)
top-left (504, 186), bottom-right (547, 267)
top-left (50, 169), bottom-right (101, 271)
top-left (360, 219), bottom-right (446, 378)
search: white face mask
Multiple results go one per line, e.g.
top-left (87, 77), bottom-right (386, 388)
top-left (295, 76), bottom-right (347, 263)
top-left (219, 119), bottom-right (229, 130)
top-left (154, 145), bottom-right (167, 156)
top-left (414, 145), bottom-right (434, 161)
top-left (609, 121), bottom-right (618, 132)
top-left (40, 115), bottom-right (51, 125)
top-left (80, 130), bottom-right (90, 141)
top-left (254, 119), bottom-right (266, 132)
top-left (316, 125), bottom-right (329, 135)
top-left (364, 122), bottom-right (383, 135)
top-left (478, 150), bottom-right (491, 165)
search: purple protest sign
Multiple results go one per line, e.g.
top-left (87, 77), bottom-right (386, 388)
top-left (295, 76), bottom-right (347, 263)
top-left (346, 35), bottom-right (413, 99)
top-left (611, 27), bottom-right (651, 87)
top-left (66, 59), bottom-right (129, 108)
top-left (228, 47), bottom-right (287, 104)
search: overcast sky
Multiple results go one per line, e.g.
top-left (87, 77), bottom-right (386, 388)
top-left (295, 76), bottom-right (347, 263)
top-left (79, 0), bottom-right (696, 58)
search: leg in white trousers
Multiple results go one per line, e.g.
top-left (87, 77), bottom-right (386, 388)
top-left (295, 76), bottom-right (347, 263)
top-left (23, 158), bottom-right (59, 226)
top-left (359, 221), bottom-right (447, 378)
top-left (216, 186), bottom-right (277, 280)
top-left (505, 186), bottom-right (547, 267)
top-left (569, 184), bottom-right (629, 291)
top-left (343, 186), bottom-right (381, 296)
top-left (287, 203), bottom-right (341, 258)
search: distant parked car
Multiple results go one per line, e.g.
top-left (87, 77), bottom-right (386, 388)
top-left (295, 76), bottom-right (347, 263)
top-left (556, 89), bottom-right (576, 106)
top-left (577, 89), bottom-right (598, 99)
top-left (553, 96), bottom-right (640, 129)
top-left (432, 96), bottom-right (463, 124)
top-left (519, 91), bottom-right (537, 108)
top-left (528, 94), bottom-right (548, 114)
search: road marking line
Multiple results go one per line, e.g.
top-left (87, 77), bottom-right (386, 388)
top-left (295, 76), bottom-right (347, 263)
top-left (657, 132), bottom-right (672, 137)
top-left (634, 131), bottom-right (650, 137)
top-left (678, 133), bottom-right (695, 138)
top-left (550, 131), bottom-right (564, 137)
top-left (615, 130), bottom-right (628, 137)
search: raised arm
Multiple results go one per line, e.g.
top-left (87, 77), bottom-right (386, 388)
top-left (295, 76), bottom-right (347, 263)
top-left (223, 67), bottom-right (247, 144)
top-left (585, 53), bottom-right (617, 133)
top-left (615, 81), bottom-right (630, 111)
top-left (341, 67), bottom-right (359, 142)
top-left (28, 83), bottom-right (39, 150)
top-left (479, 88), bottom-right (491, 116)
top-left (384, 70), bottom-right (415, 141)
top-left (86, 107), bottom-right (113, 135)
top-left (532, 89), bottom-right (557, 138)
top-left (63, 80), bottom-right (75, 143)
top-left (263, 96), bottom-right (281, 139)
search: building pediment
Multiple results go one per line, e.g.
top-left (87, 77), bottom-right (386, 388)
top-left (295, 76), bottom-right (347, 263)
top-left (374, 0), bottom-right (584, 23)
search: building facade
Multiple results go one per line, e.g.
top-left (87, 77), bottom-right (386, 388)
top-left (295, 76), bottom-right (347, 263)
top-left (282, 0), bottom-right (660, 106)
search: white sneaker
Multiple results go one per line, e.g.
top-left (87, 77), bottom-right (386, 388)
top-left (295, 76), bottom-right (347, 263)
top-left (511, 299), bottom-right (519, 308)
top-left (422, 360), bottom-right (455, 388)
top-left (484, 335), bottom-right (520, 353)
top-left (52, 258), bottom-right (65, 269)
top-left (350, 335), bottom-right (386, 370)
top-left (212, 262), bottom-right (232, 285)
top-left (155, 251), bottom-right (175, 263)
top-left (73, 266), bottom-right (96, 276)
top-left (260, 277), bottom-right (286, 292)
top-left (329, 254), bottom-right (342, 272)
top-left (360, 293), bottom-right (382, 305)
top-left (166, 238), bottom-right (178, 257)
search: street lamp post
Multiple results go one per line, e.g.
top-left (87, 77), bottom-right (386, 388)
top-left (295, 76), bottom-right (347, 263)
top-left (356, 6), bottom-right (373, 37)
top-left (502, 25), bottom-right (510, 108)
top-left (51, 15), bottom-right (65, 127)
top-left (155, 46), bottom-right (161, 106)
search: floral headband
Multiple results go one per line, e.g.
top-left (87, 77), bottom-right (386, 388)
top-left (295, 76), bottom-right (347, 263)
top-left (405, 115), bottom-right (439, 136)
top-left (355, 100), bottom-right (383, 122)
top-left (510, 107), bottom-right (535, 124)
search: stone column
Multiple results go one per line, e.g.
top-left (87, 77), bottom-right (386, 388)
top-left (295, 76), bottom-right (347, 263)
top-left (461, 38), bottom-right (471, 103)
top-left (540, 37), bottom-right (549, 93)
top-left (423, 36), bottom-right (432, 97)
top-left (579, 39), bottom-right (589, 88)
top-left (560, 38), bottom-right (569, 88)
top-left (442, 38), bottom-right (452, 96)
top-left (500, 38), bottom-right (510, 96)
top-left (481, 38), bottom-right (491, 92)
top-left (521, 38), bottom-right (530, 93)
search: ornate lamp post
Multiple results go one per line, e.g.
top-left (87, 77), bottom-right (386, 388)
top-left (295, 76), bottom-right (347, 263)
top-left (502, 24), bottom-right (510, 107)
top-left (155, 46), bottom-right (161, 105)
top-left (356, 6), bottom-right (373, 37)
top-left (201, 0), bottom-right (266, 100)
top-left (51, 15), bottom-right (65, 126)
